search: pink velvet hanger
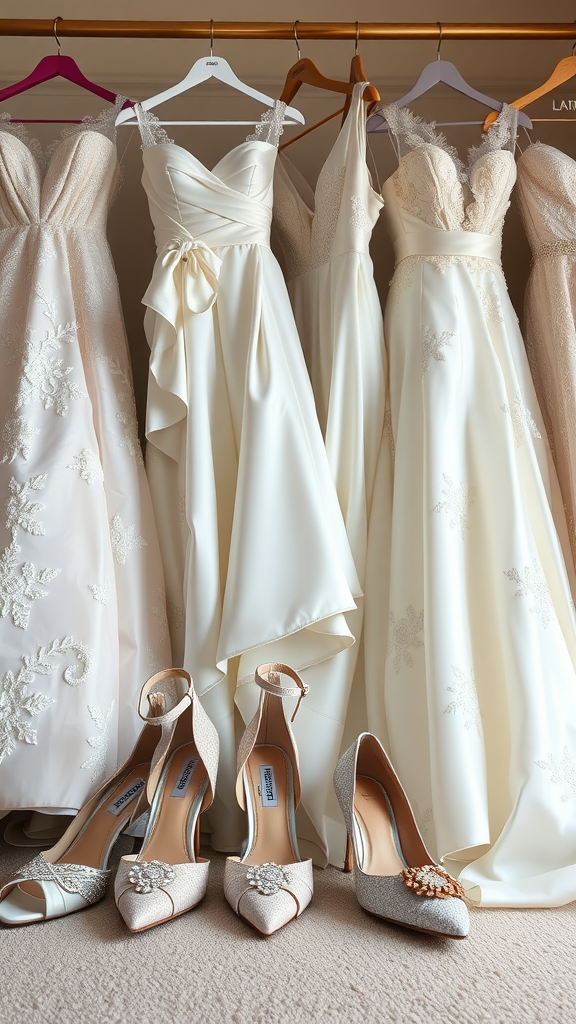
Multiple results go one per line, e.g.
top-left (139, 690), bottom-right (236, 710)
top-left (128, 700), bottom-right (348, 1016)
top-left (0, 17), bottom-right (132, 123)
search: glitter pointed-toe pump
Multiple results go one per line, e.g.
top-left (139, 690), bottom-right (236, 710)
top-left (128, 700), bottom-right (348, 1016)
top-left (0, 669), bottom-right (184, 926)
top-left (224, 663), bottom-right (313, 936)
top-left (115, 668), bottom-right (219, 933)
top-left (333, 733), bottom-right (469, 939)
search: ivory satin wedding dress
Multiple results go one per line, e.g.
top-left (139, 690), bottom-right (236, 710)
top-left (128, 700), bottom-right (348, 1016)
top-left (273, 83), bottom-right (390, 864)
top-left (517, 142), bottom-right (576, 568)
top-left (136, 102), bottom-right (360, 852)
top-left (370, 102), bottom-right (576, 907)
top-left (0, 99), bottom-right (171, 815)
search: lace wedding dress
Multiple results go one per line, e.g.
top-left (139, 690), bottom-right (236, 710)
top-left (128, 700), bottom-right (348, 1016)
top-left (136, 102), bottom-right (360, 853)
top-left (273, 83), bottom-right (390, 864)
top-left (371, 102), bottom-right (576, 907)
top-left (517, 143), bottom-right (576, 567)
top-left (0, 99), bottom-right (171, 815)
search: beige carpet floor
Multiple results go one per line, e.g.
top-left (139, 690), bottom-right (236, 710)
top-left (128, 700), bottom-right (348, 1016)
top-left (0, 835), bottom-right (574, 1024)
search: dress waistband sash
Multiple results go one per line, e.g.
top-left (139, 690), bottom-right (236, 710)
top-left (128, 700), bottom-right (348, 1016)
top-left (393, 227), bottom-right (501, 266)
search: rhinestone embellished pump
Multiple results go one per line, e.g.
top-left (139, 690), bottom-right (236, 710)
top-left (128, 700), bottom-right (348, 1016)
top-left (223, 663), bottom-right (313, 936)
top-left (333, 733), bottom-right (469, 939)
top-left (114, 668), bottom-right (218, 933)
top-left (0, 669), bottom-right (185, 926)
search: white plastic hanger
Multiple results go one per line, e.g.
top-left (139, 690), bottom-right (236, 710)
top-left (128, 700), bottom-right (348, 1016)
top-left (116, 21), bottom-right (304, 128)
top-left (367, 23), bottom-right (532, 132)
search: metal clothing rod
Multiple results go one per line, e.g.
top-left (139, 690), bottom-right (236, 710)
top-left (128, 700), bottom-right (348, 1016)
top-left (0, 21), bottom-right (576, 41)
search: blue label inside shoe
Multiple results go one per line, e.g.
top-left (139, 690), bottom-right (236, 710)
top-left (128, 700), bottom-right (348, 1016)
top-left (107, 777), bottom-right (146, 816)
top-left (170, 758), bottom-right (198, 798)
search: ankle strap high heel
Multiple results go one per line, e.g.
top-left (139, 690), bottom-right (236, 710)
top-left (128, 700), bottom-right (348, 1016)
top-left (224, 663), bottom-right (313, 936)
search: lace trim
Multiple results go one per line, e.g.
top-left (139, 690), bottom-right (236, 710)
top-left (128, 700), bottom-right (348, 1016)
top-left (0, 113), bottom-right (46, 173)
top-left (134, 104), bottom-right (174, 148)
top-left (382, 103), bottom-right (466, 183)
top-left (382, 101), bottom-right (518, 182)
top-left (467, 103), bottom-right (518, 166)
top-left (390, 253), bottom-right (503, 309)
top-left (246, 102), bottom-right (286, 148)
top-left (45, 94), bottom-right (127, 161)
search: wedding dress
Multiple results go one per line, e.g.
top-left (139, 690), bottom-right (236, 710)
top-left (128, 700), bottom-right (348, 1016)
top-left (0, 99), bottom-right (171, 815)
top-left (370, 102), bottom-right (576, 907)
top-left (136, 102), bottom-right (360, 853)
top-left (517, 142), bottom-right (576, 568)
top-left (273, 83), bottom-right (390, 864)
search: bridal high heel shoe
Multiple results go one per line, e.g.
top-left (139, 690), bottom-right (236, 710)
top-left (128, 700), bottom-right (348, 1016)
top-left (333, 733), bottom-right (469, 939)
top-left (0, 669), bottom-right (184, 925)
top-left (114, 668), bottom-right (218, 932)
top-left (224, 664), bottom-right (313, 936)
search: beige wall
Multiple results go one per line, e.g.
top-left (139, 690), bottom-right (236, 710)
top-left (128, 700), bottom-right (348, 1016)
top-left (1, 0), bottom-right (576, 425)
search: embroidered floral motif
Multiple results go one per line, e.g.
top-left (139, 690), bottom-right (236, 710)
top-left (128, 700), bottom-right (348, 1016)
top-left (1, 414), bottom-right (41, 464)
top-left (0, 538), bottom-right (60, 629)
top-left (388, 605), bottom-right (424, 674)
top-left (23, 636), bottom-right (93, 688)
top-left (401, 865), bottom-right (465, 900)
top-left (67, 448), bottom-right (104, 485)
top-left (501, 390), bottom-right (542, 448)
top-left (116, 409), bottom-right (144, 465)
top-left (16, 288), bottom-right (86, 417)
top-left (146, 645), bottom-right (164, 674)
top-left (5, 475), bottom-right (47, 539)
top-left (421, 327), bottom-right (455, 376)
top-left (444, 665), bottom-right (482, 735)
top-left (110, 514), bottom-right (147, 565)
top-left (0, 666), bottom-right (55, 763)
top-left (128, 860), bottom-right (175, 894)
top-left (81, 700), bottom-right (115, 781)
top-left (88, 579), bottom-right (110, 605)
top-left (350, 195), bottom-right (370, 232)
top-left (535, 746), bottom-right (576, 802)
top-left (152, 588), bottom-right (184, 645)
top-left (432, 475), bottom-right (476, 538)
top-left (476, 279), bottom-right (504, 324)
top-left (504, 559), bottom-right (554, 629)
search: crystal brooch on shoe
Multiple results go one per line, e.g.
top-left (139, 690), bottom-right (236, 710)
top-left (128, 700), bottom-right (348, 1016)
top-left (127, 861), bottom-right (175, 894)
top-left (400, 865), bottom-right (465, 900)
top-left (246, 863), bottom-right (292, 896)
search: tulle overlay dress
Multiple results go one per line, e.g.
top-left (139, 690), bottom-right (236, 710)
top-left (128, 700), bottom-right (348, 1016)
top-left (273, 83), bottom-right (390, 864)
top-left (517, 142), bottom-right (576, 568)
top-left (136, 103), bottom-right (360, 852)
top-left (371, 102), bottom-right (576, 907)
top-left (0, 99), bottom-right (171, 814)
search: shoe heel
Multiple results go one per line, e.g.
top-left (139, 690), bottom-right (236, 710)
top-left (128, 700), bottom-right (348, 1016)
top-left (343, 830), bottom-right (354, 873)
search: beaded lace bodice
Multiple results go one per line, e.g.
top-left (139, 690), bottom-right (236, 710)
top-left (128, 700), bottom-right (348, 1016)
top-left (382, 102), bottom-right (518, 235)
top-left (517, 143), bottom-right (576, 250)
top-left (0, 98), bottom-right (124, 230)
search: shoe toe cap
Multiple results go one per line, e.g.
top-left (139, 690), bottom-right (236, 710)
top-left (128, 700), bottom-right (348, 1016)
top-left (237, 889), bottom-right (298, 935)
top-left (356, 872), bottom-right (470, 938)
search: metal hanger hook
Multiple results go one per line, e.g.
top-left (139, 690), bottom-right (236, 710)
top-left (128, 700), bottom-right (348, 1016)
top-left (210, 19), bottom-right (214, 57)
top-left (293, 21), bottom-right (301, 61)
top-left (355, 22), bottom-right (360, 56)
top-left (53, 15), bottom-right (63, 56)
top-left (437, 21), bottom-right (443, 61)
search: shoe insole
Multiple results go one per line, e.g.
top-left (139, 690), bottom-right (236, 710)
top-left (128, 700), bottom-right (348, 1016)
top-left (243, 744), bottom-right (296, 866)
top-left (18, 765), bottom-right (149, 900)
top-left (353, 775), bottom-right (405, 876)
top-left (140, 743), bottom-right (207, 865)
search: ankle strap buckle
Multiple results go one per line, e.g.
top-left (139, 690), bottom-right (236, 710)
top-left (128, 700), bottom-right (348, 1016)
top-left (255, 663), bottom-right (309, 722)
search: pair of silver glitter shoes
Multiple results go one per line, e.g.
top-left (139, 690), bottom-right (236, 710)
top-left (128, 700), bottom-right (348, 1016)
top-left (0, 664), bottom-right (313, 936)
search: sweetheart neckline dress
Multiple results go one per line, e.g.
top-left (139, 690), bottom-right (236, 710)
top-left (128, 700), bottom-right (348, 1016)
top-left (273, 83), bottom-right (390, 865)
top-left (0, 99), bottom-right (171, 815)
top-left (371, 101), bottom-right (576, 907)
top-left (136, 102), bottom-right (360, 856)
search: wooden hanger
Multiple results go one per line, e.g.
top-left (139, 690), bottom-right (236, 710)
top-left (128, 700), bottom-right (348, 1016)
top-left (483, 43), bottom-right (576, 130)
top-left (279, 22), bottom-right (378, 150)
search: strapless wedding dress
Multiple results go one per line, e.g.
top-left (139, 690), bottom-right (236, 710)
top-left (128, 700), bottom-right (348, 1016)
top-left (0, 99), bottom-right (171, 815)
top-left (372, 102), bottom-right (576, 907)
top-left (136, 103), bottom-right (360, 853)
